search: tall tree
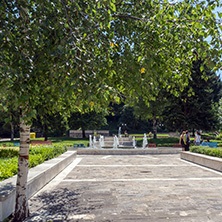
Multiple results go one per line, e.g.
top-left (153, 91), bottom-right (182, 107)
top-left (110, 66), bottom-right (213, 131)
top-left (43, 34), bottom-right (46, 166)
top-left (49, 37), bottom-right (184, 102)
top-left (130, 90), bottom-right (168, 139)
top-left (163, 59), bottom-right (222, 132)
top-left (68, 110), bottom-right (108, 138)
top-left (1, 1), bottom-right (115, 220)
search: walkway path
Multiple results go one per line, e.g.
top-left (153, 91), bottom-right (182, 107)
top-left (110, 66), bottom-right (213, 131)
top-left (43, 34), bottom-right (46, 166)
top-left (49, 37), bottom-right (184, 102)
top-left (26, 154), bottom-right (222, 221)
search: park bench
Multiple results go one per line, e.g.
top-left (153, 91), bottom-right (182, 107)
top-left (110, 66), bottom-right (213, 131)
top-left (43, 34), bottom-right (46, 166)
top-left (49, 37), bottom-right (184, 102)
top-left (201, 141), bottom-right (217, 148)
top-left (147, 143), bottom-right (156, 148)
top-left (31, 141), bottom-right (52, 146)
top-left (173, 143), bottom-right (182, 148)
top-left (73, 143), bottom-right (86, 148)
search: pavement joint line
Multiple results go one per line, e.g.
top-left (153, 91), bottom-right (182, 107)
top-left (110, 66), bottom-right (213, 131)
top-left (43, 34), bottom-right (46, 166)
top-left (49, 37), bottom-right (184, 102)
top-left (180, 158), bottom-right (222, 176)
top-left (77, 164), bottom-right (191, 167)
top-left (32, 158), bottom-right (82, 196)
top-left (62, 177), bottom-right (222, 182)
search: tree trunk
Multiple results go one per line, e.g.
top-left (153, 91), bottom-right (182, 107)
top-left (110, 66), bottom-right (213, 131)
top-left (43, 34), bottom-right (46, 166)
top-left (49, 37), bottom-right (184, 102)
top-left (183, 100), bottom-right (188, 129)
top-left (10, 111), bottom-right (14, 141)
top-left (43, 123), bottom-right (48, 141)
top-left (153, 115), bottom-right (157, 139)
top-left (13, 119), bottom-right (30, 221)
top-left (82, 128), bottom-right (86, 138)
top-left (10, 122), bottom-right (14, 141)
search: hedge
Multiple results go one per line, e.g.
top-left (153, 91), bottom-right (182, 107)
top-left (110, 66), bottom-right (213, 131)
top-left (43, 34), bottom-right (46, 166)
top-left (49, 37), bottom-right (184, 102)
top-left (0, 144), bottom-right (67, 181)
top-left (190, 146), bottom-right (222, 158)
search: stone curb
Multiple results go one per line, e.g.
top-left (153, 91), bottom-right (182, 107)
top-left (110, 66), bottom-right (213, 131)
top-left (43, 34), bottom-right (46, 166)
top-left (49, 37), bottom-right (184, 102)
top-left (180, 151), bottom-right (222, 172)
top-left (74, 147), bottom-right (182, 155)
top-left (0, 151), bottom-right (77, 221)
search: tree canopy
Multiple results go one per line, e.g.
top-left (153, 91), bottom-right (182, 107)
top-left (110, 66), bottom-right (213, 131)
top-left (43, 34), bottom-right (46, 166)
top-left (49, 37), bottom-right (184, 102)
top-left (163, 59), bottom-right (222, 131)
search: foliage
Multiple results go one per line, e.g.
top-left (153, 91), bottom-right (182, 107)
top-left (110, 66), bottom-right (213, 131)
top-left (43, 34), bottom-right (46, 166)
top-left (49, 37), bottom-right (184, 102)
top-left (104, 103), bottom-right (152, 134)
top-left (32, 112), bottom-right (69, 140)
top-left (68, 111), bottom-right (108, 137)
top-left (0, 148), bottom-right (19, 158)
top-left (0, 145), bottom-right (67, 181)
top-left (136, 137), bottom-right (179, 147)
top-left (162, 59), bottom-right (222, 131)
top-left (0, 157), bottom-right (18, 181)
top-left (216, 133), bottom-right (222, 140)
top-left (29, 144), bottom-right (67, 161)
top-left (190, 146), bottom-right (222, 158)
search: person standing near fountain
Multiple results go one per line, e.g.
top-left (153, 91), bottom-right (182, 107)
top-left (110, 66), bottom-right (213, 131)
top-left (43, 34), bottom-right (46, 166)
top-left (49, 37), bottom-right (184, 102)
top-left (179, 130), bottom-right (190, 151)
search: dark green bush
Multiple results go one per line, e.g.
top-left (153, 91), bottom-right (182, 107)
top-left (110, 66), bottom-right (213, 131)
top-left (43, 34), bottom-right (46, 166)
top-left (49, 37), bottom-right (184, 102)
top-left (190, 146), bottom-right (222, 158)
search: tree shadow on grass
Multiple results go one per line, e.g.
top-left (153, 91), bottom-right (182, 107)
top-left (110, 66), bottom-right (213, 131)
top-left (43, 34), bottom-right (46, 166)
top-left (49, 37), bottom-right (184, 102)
top-left (26, 187), bottom-right (101, 222)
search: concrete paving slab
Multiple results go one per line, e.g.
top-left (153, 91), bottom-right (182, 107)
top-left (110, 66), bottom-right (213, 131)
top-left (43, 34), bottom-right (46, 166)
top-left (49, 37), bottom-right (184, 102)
top-left (25, 154), bottom-right (222, 222)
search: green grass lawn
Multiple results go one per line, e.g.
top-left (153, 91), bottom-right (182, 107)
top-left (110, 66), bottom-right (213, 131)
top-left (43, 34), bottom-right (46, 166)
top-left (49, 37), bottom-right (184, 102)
top-left (130, 134), bottom-right (169, 137)
top-left (1, 134), bottom-right (222, 148)
top-left (0, 137), bottom-right (89, 148)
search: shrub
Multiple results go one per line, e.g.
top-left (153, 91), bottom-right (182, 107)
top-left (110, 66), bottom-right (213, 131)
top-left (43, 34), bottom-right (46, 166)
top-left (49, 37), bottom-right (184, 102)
top-left (0, 144), bottom-right (67, 181)
top-left (29, 154), bottom-right (45, 168)
top-left (0, 157), bottom-right (18, 181)
top-left (0, 148), bottom-right (19, 158)
top-left (190, 146), bottom-right (222, 158)
top-left (30, 144), bottom-right (67, 160)
top-left (216, 133), bottom-right (222, 140)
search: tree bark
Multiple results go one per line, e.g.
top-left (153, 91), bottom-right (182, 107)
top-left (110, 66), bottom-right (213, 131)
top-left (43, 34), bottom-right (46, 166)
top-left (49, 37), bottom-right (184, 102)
top-left (13, 119), bottom-right (30, 221)
top-left (43, 123), bottom-right (48, 141)
top-left (82, 128), bottom-right (86, 138)
top-left (10, 111), bottom-right (14, 141)
top-left (153, 115), bottom-right (157, 139)
top-left (10, 122), bottom-right (14, 141)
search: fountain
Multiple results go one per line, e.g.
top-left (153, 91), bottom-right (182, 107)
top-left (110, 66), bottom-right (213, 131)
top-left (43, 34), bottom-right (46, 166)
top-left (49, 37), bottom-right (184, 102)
top-left (133, 136), bottom-right (136, 148)
top-left (142, 133), bottom-right (148, 149)
top-left (118, 126), bottom-right (121, 138)
top-left (113, 135), bottom-right (118, 149)
top-left (93, 135), bottom-right (97, 149)
top-left (99, 135), bottom-right (104, 149)
top-left (119, 134), bottom-right (123, 145)
top-left (89, 135), bottom-right (93, 148)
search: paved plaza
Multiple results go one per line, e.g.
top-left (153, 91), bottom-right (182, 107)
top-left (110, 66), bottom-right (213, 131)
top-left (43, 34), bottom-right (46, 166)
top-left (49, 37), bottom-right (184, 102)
top-left (26, 154), bottom-right (222, 221)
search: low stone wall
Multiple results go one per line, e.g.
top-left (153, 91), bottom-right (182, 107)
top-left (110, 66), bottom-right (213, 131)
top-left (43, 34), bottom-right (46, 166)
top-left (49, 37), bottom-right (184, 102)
top-left (69, 130), bottom-right (109, 138)
top-left (180, 151), bottom-right (222, 172)
top-left (76, 147), bottom-right (182, 155)
top-left (0, 151), bottom-right (77, 221)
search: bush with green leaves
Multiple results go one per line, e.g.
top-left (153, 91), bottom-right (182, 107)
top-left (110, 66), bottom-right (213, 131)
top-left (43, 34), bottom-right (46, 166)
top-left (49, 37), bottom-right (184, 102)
top-left (0, 157), bottom-right (18, 180)
top-left (190, 146), bottom-right (222, 158)
top-left (29, 144), bottom-right (67, 160)
top-left (0, 148), bottom-right (19, 158)
top-left (0, 144), bottom-right (67, 181)
top-left (216, 133), bottom-right (222, 140)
